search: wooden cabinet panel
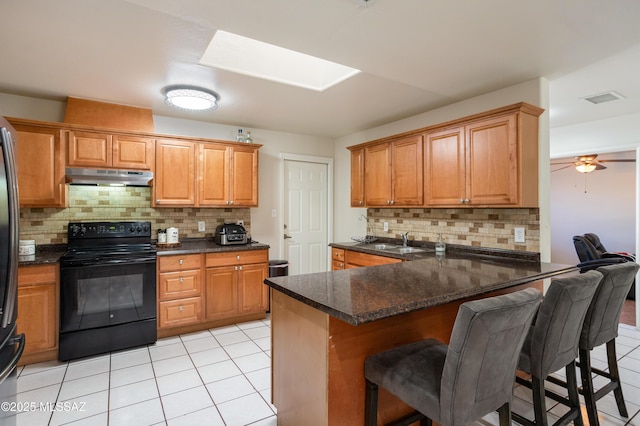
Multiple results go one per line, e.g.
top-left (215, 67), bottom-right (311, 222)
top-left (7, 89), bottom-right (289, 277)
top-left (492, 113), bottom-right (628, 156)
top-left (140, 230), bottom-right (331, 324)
top-left (230, 145), bottom-right (259, 207)
top-left (391, 135), bottom-right (423, 206)
top-left (239, 263), bottom-right (268, 314)
top-left (154, 139), bottom-right (196, 206)
top-left (205, 250), bottom-right (268, 268)
top-left (17, 264), bottom-right (58, 365)
top-left (424, 127), bottom-right (466, 206)
top-left (67, 130), bottom-right (112, 167)
top-left (344, 250), bottom-right (402, 269)
top-left (350, 148), bottom-right (365, 207)
top-left (465, 114), bottom-right (518, 205)
top-left (364, 143), bottom-right (392, 207)
top-left (205, 265), bottom-right (238, 320)
top-left (364, 136), bottom-right (423, 207)
top-left (12, 122), bottom-right (66, 207)
top-left (112, 135), bottom-right (154, 170)
top-left (159, 297), bottom-right (202, 328)
top-left (199, 143), bottom-right (229, 206)
top-left (158, 254), bottom-right (202, 272)
top-left (158, 269), bottom-right (201, 300)
top-left (332, 260), bottom-right (345, 270)
top-left (331, 248), bottom-right (345, 262)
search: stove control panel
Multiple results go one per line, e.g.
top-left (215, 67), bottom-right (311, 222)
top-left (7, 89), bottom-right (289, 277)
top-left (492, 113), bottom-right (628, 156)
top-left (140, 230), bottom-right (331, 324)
top-left (68, 221), bottom-right (151, 239)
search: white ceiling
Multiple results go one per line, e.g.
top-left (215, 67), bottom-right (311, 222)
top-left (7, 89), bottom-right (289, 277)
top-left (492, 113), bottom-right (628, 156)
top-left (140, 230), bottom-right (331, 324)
top-left (2, 0), bottom-right (640, 139)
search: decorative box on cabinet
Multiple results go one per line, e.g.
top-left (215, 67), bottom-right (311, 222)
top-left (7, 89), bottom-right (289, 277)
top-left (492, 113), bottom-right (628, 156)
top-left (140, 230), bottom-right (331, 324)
top-left (17, 264), bottom-right (59, 366)
top-left (10, 119), bottom-right (67, 208)
top-left (157, 254), bottom-right (203, 329)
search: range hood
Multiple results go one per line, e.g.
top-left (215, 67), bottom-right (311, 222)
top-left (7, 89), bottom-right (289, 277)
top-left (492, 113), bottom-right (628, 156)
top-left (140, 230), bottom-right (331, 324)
top-left (65, 168), bottom-right (153, 186)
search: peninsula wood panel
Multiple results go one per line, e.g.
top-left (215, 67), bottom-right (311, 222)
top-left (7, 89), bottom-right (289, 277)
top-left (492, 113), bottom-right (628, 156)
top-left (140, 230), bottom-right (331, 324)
top-left (271, 280), bottom-right (545, 425)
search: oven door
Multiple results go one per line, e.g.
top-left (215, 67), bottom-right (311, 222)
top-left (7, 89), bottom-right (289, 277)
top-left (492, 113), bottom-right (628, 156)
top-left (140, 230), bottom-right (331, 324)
top-left (60, 256), bottom-right (156, 333)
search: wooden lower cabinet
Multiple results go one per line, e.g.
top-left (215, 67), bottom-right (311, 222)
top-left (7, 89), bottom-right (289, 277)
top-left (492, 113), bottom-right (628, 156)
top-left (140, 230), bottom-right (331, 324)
top-left (17, 264), bottom-right (59, 366)
top-left (344, 250), bottom-right (402, 268)
top-left (157, 254), bottom-right (203, 330)
top-left (331, 248), bottom-right (345, 270)
top-left (158, 249), bottom-right (269, 338)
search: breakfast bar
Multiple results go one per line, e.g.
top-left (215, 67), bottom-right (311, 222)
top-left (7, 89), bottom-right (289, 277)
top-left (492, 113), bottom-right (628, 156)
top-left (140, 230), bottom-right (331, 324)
top-left (265, 255), bottom-right (578, 425)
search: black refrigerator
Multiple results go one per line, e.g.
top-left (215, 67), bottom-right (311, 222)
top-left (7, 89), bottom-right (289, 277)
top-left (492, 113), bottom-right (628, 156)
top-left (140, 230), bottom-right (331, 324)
top-left (0, 117), bottom-right (25, 426)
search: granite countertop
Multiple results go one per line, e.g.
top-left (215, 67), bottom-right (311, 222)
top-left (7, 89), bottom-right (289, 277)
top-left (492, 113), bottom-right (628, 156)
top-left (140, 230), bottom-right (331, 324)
top-left (18, 240), bottom-right (270, 267)
top-left (155, 239), bottom-right (269, 256)
top-left (265, 254), bottom-right (577, 326)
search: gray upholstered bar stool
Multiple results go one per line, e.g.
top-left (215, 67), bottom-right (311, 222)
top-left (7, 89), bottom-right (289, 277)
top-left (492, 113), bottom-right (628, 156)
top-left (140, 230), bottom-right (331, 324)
top-left (577, 262), bottom-right (639, 426)
top-left (364, 288), bottom-right (542, 426)
top-left (513, 270), bottom-right (603, 426)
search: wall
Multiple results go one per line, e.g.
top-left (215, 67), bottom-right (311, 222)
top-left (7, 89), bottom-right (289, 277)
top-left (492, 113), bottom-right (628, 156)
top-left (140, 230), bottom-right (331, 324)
top-left (550, 151), bottom-right (636, 264)
top-left (333, 78), bottom-right (550, 256)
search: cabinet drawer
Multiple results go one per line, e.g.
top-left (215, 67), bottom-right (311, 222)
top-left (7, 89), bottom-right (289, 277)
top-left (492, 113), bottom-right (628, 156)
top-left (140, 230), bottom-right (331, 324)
top-left (158, 254), bottom-right (202, 272)
top-left (206, 250), bottom-right (268, 267)
top-left (158, 270), bottom-right (201, 300)
top-left (331, 248), bottom-right (345, 262)
top-left (332, 260), bottom-right (345, 270)
top-left (18, 264), bottom-right (57, 286)
top-left (158, 297), bottom-right (202, 328)
top-left (345, 250), bottom-right (402, 268)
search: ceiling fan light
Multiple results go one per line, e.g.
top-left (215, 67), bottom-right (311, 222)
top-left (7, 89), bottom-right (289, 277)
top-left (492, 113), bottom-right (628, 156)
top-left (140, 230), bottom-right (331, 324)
top-left (576, 163), bottom-right (597, 173)
top-left (163, 86), bottom-right (219, 111)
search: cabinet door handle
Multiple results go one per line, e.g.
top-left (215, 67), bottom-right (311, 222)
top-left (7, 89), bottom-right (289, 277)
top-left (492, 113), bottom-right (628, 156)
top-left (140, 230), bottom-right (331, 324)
top-left (156, 200), bottom-right (161, 204)
top-left (239, 266), bottom-right (243, 271)
top-left (235, 266), bottom-right (238, 271)
top-left (179, 277), bottom-right (183, 283)
top-left (359, 201), bottom-right (363, 206)
top-left (390, 200), bottom-right (394, 205)
top-left (236, 255), bottom-right (241, 260)
top-left (179, 306), bottom-right (183, 312)
top-left (464, 198), bottom-right (470, 204)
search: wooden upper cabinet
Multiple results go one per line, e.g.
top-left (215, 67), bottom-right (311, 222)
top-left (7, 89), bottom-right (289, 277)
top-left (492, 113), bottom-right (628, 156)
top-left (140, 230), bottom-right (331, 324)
top-left (12, 121), bottom-right (67, 208)
top-left (199, 143), bottom-right (259, 207)
top-left (465, 114), bottom-right (518, 206)
top-left (424, 127), bottom-right (466, 206)
top-left (230, 145), bottom-right (259, 207)
top-left (112, 135), bottom-right (154, 170)
top-left (68, 131), bottom-right (154, 170)
top-left (350, 148), bottom-right (364, 207)
top-left (154, 139), bottom-right (196, 206)
top-left (425, 113), bottom-right (528, 207)
top-left (364, 135), bottom-right (423, 207)
top-left (67, 130), bottom-right (112, 167)
top-left (199, 143), bottom-right (229, 206)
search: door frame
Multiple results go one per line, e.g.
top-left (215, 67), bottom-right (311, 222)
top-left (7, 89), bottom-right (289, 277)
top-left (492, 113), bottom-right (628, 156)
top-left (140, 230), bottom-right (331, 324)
top-left (279, 153), bottom-right (334, 271)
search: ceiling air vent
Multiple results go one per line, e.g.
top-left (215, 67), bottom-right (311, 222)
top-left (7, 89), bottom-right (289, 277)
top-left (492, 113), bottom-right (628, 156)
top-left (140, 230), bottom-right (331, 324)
top-left (583, 91), bottom-right (625, 104)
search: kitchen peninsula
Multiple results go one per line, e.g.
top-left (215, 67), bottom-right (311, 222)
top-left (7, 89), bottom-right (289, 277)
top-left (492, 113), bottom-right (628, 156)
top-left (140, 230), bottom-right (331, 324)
top-left (265, 253), bottom-right (577, 425)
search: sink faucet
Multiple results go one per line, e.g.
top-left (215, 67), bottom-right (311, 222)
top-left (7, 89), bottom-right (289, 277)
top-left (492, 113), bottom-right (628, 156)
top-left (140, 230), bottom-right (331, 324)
top-left (401, 232), bottom-right (409, 247)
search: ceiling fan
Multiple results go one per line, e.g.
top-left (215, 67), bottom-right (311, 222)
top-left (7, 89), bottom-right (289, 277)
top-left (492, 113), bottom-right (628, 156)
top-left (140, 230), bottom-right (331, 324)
top-left (551, 154), bottom-right (635, 173)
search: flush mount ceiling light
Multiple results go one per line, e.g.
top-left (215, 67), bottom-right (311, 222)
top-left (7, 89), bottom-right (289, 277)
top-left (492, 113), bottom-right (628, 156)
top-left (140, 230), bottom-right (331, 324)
top-left (199, 31), bottom-right (360, 91)
top-left (163, 86), bottom-right (220, 111)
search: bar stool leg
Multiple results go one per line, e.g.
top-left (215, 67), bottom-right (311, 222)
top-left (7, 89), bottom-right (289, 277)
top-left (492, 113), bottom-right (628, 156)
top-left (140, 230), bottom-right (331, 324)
top-left (365, 379), bottom-right (378, 426)
top-left (565, 361), bottom-right (584, 426)
top-left (579, 348), bottom-right (600, 426)
top-left (497, 402), bottom-right (511, 426)
top-left (532, 376), bottom-right (549, 426)
top-left (606, 340), bottom-right (628, 417)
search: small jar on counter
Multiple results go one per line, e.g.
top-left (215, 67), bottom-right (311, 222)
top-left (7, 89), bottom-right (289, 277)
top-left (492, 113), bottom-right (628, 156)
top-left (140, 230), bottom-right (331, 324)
top-left (157, 229), bottom-right (167, 243)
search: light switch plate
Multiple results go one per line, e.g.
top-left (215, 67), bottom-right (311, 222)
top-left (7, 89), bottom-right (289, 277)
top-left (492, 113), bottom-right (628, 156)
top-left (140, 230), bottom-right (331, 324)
top-left (383, 222), bottom-right (389, 232)
top-left (198, 221), bottom-right (205, 232)
top-left (514, 227), bottom-right (525, 243)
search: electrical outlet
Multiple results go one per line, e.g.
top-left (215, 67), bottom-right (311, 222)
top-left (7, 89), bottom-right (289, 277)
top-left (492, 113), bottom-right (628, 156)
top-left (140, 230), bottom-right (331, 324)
top-left (198, 221), bottom-right (205, 232)
top-left (237, 220), bottom-right (244, 226)
top-left (383, 222), bottom-right (389, 232)
top-left (514, 227), bottom-right (525, 243)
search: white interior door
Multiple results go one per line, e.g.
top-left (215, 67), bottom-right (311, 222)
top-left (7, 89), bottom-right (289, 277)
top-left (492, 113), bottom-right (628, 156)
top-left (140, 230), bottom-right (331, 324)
top-left (284, 159), bottom-right (329, 275)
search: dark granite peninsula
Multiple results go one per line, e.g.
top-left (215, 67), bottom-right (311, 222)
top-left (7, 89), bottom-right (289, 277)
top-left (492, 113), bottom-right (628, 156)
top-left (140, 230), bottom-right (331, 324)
top-left (265, 255), bottom-right (577, 425)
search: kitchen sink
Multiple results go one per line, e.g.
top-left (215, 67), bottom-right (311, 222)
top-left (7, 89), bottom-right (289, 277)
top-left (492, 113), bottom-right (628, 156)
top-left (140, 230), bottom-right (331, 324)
top-left (360, 243), bottom-right (427, 255)
top-left (372, 244), bottom-right (398, 250)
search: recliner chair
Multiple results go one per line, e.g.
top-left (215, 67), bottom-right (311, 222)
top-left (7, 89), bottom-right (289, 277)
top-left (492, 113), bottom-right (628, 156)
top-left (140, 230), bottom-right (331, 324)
top-left (573, 233), bottom-right (636, 300)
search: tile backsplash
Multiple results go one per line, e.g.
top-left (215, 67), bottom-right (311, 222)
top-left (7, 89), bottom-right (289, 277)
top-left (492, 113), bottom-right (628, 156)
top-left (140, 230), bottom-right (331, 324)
top-left (366, 207), bottom-right (539, 252)
top-left (19, 186), bottom-right (251, 245)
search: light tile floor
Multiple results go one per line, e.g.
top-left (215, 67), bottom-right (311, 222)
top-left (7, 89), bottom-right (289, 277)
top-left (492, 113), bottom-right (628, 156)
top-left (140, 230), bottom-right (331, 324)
top-left (14, 318), bottom-right (640, 425)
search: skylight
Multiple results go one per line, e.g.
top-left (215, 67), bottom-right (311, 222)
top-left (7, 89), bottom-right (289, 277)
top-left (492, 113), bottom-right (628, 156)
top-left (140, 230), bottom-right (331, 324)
top-left (199, 30), bottom-right (360, 91)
